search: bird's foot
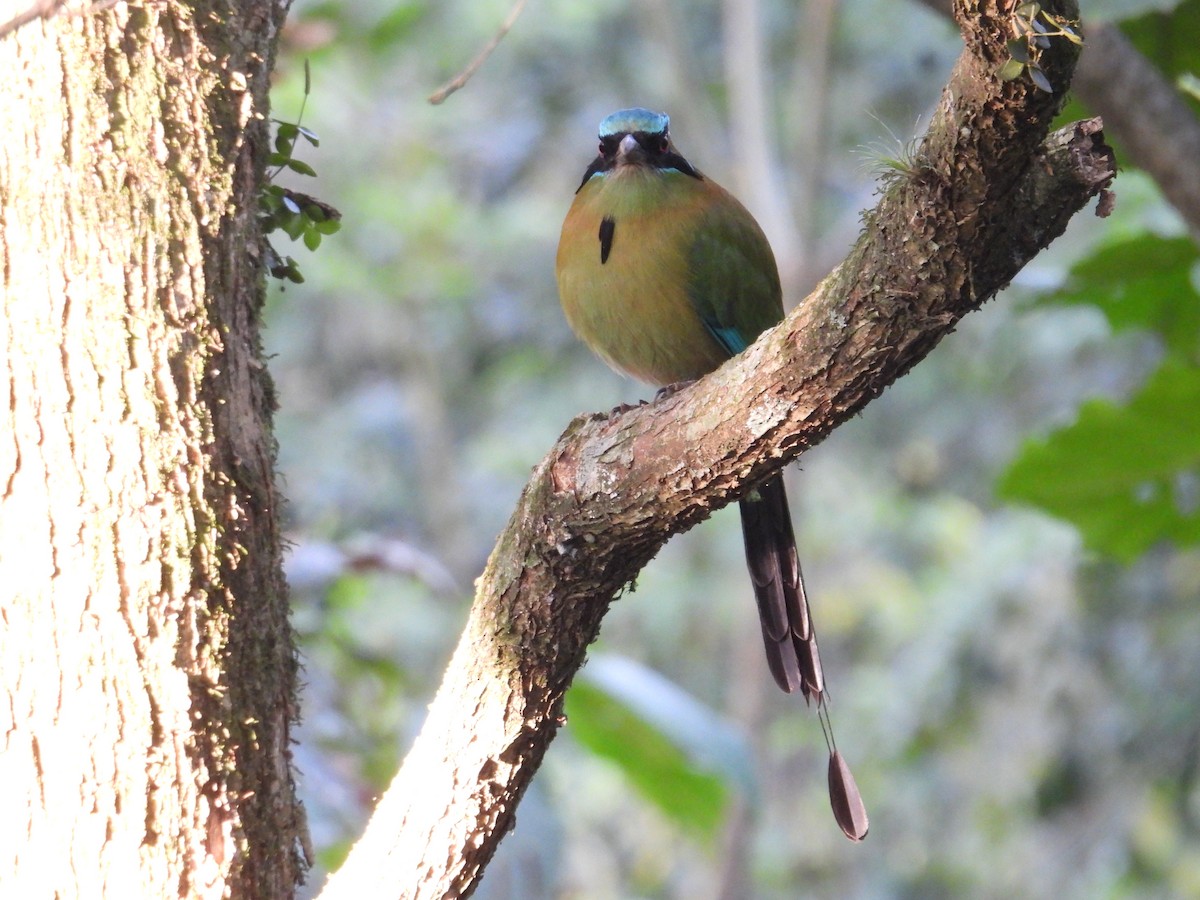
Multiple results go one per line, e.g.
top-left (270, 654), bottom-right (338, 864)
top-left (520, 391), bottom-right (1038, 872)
top-left (654, 379), bottom-right (697, 401)
top-left (606, 398), bottom-right (649, 417)
top-left (602, 379), bottom-right (696, 418)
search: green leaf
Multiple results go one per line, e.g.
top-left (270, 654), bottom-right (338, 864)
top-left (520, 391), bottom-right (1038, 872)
top-left (281, 213), bottom-right (306, 240)
top-left (999, 58), bottom-right (1027, 81)
top-left (1055, 19), bottom-right (1083, 43)
top-left (315, 218), bottom-right (342, 235)
top-left (998, 361), bottom-right (1200, 562)
top-left (1180, 72), bottom-right (1200, 102)
top-left (565, 655), bottom-right (755, 839)
top-left (303, 228), bottom-right (322, 251)
top-left (1006, 39), bottom-right (1031, 64)
top-left (283, 258), bottom-right (305, 283)
top-left (1028, 65), bottom-right (1054, 92)
top-left (274, 123), bottom-right (299, 155)
top-left (1038, 235), bottom-right (1200, 360)
top-left (286, 158), bottom-right (318, 177)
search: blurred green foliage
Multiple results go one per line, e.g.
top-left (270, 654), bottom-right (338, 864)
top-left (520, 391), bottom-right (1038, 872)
top-left (1122, 0), bottom-right (1200, 109)
top-left (1000, 361), bottom-right (1200, 561)
top-left (268, 0), bottom-right (1200, 897)
top-left (1038, 236), bottom-right (1200, 358)
top-left (1000, 235), bottom-right (1200, 561)
top-left (566, 656), bottom-right (752, 841)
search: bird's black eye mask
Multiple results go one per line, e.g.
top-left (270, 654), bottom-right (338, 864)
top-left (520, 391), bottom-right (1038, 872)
top-left (575, 131), bottom-right (702, 192)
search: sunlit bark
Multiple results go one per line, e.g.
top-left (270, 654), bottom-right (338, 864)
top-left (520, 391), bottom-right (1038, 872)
top-left (0, 2), bottom-right (304, 896)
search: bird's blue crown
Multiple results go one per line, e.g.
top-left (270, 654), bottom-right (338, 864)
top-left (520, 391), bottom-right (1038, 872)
top-left (598, 108), bottom-right (669, 138)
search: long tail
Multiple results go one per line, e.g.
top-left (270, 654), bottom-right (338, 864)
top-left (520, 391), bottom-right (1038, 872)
top-left (738, 474), bottom-right (823, 699)
top-left (739, 477), bottom-right (869, 840)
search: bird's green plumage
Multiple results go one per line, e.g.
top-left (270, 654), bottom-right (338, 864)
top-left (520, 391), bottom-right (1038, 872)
top-left (556, 110), bottom-right (782, 385)
top-left (556, 109), bottom-right (822, 699)
top-left (554, 114), bottom-right (866, 838)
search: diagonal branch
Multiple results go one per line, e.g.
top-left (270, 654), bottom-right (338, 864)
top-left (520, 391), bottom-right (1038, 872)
top-left (319, 1), bottom-right (1113, 897)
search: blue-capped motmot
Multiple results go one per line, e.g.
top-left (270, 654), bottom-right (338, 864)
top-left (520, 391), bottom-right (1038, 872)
top-left (555, 108), bottom-right (823, 700)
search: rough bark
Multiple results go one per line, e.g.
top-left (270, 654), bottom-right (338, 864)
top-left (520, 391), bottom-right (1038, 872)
top-left (321, 1), bottom-right (1114, 898)
top-left (0, 1), bottom-right (304, 897)
top-left (918, 0), bottom-right (1200, 240)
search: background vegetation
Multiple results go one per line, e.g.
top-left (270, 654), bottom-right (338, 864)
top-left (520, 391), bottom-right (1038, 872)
top-left (265, 0), bottom-right (1200, 895)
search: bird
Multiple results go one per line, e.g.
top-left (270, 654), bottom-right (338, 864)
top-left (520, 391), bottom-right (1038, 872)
top-left (555, 107), bottom-right (823, 701)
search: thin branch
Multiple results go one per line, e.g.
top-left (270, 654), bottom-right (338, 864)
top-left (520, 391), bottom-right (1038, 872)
top-left (0, 0), bottom-right (61, 39)
top-left (0, 0), bottom-right (131, 38)
top-left (427, 0), bottom-right (528, 105)
top-left (320, 2), bottom-right (1113, 897)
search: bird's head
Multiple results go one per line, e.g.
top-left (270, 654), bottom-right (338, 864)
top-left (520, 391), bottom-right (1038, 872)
top-left (574, 107), bottom-right (701, 191)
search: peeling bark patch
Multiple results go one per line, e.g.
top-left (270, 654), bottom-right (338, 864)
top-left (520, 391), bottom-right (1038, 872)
top-left (745, 395), bottom-right (791, 439)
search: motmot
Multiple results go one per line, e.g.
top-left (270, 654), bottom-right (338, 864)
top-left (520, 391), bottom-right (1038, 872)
top-left (555, 108), bottom-right (823, 700)
top-left (556, 108), bottom-right (868, 841)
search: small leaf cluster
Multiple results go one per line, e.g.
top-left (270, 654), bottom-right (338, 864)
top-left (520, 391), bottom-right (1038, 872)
top-left (999, 2), bottom-right (1082, 93)
top-left (260, 120), bottom-right (342, 283)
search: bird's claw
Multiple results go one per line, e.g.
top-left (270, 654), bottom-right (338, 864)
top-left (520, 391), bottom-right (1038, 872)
top-left (654, 379), bottom-right (696, 401)
top-left (606, 398), bottom-right (649, 417)
top-left (604, 379), bottom-right (697, 418)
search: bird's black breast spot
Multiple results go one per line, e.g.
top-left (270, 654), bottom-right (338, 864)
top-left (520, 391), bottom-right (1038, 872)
top-left (599, 216), bottom-right (615, 264)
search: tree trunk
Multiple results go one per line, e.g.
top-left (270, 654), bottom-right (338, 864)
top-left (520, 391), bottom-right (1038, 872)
top-left (0, 2), bottom-right (305, 896)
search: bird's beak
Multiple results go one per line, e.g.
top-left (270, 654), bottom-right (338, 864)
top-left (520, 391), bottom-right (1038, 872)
top-left (616, 133), bottom-right (641, 165)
